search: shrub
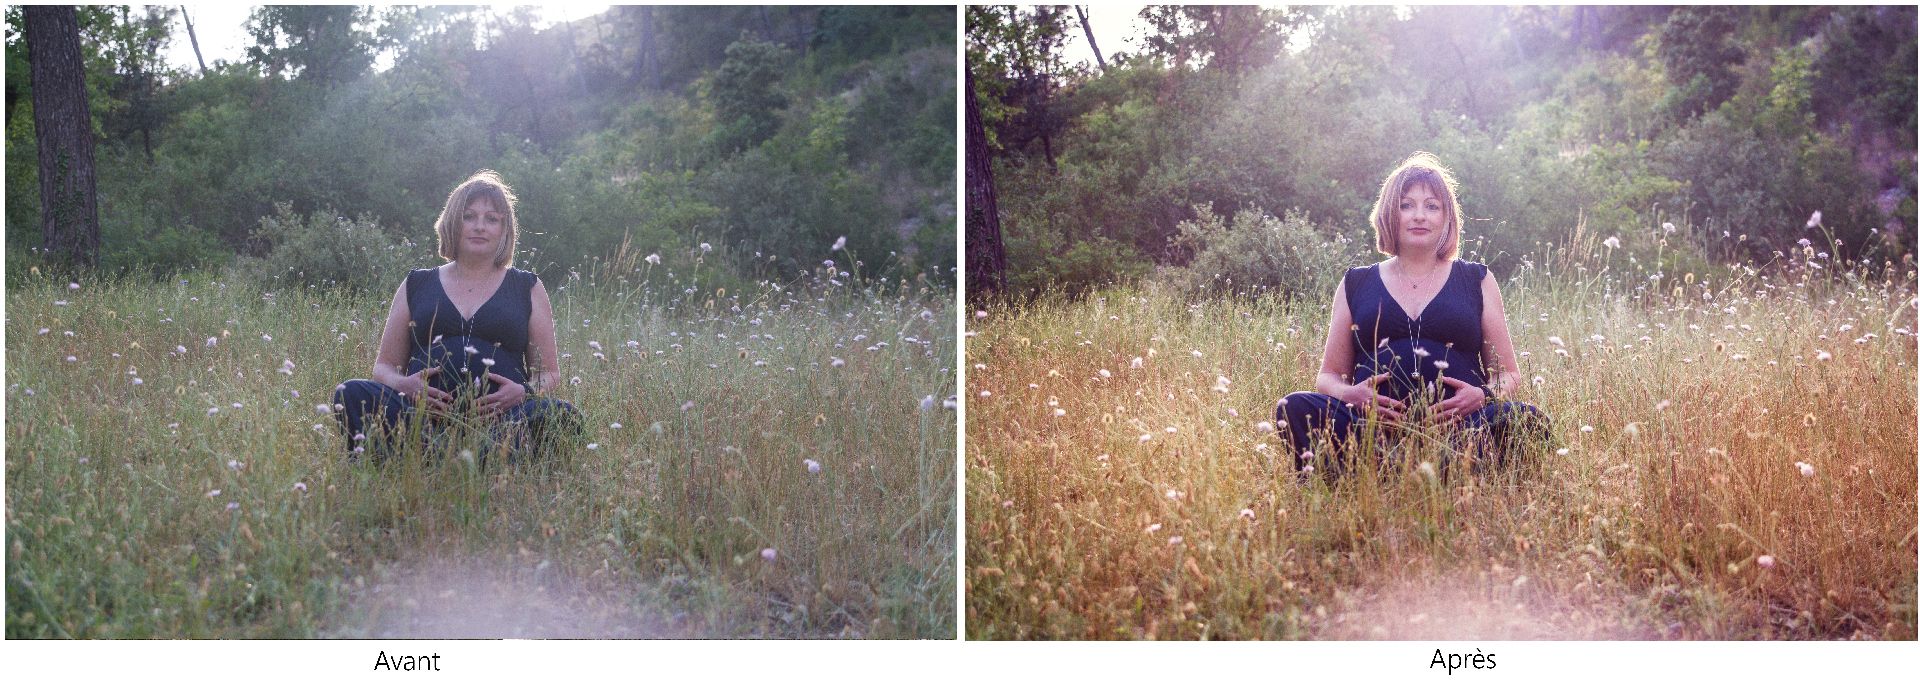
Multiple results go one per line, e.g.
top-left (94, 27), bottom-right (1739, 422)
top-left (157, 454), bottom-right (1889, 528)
top-left (100, 222), bottom-right (230, 277)
top-left (232, 202), bottom-right (434, 293)
top-left (1162, 204), bottom-right (1366, 302)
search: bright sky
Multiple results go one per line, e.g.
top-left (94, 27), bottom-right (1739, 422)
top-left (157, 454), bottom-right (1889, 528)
top-left (162, 5), bottom-right (608, 74)
top-left (1058, 4), bottom-right (1150, 70)
top-left (1058, 4), bottom-right (1330, 70)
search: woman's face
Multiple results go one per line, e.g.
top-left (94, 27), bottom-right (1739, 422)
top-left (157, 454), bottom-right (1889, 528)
top-left (1394, 182), bottom-right (1448, 255)
top-left (458, 197), bottom-right (504, 261)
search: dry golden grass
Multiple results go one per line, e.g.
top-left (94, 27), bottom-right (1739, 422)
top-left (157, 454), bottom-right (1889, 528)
top-left (965, 254), bottom-right (1916, 640)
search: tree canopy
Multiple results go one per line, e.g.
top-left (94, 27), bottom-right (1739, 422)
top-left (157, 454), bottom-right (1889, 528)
top-left (6, 6), bottom-right (956, 289)
top-left (968, 5), bottom-right (1916, 298)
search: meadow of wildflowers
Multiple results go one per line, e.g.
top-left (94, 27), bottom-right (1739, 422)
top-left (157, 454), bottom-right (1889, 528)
top-left (5, 253), bottom-right (955, 638)
top-left (965, 234), bottom-right (1916, 640)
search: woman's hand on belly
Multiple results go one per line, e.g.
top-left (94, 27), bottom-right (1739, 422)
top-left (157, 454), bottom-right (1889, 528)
top-left (474, 371), bottom-right (530, 420)
top-left (394, 366), bottom-right (453, 413)
top-left (1333, 373), bottom-right (1407, 422)
top-left (1431, 375), bottom-right (1488, 424)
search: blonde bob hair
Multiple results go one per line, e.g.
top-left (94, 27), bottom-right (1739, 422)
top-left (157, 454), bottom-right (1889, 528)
top-left (1369, 152), bottom-right (1462, 261)
top-left (434, 170), bottom-right (519, 267)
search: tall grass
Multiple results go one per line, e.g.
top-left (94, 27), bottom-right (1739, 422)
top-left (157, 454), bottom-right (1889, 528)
top-left (965, 237), bottom-right (1916, 640)
top-left (6, 257), bottom-right (955, 638)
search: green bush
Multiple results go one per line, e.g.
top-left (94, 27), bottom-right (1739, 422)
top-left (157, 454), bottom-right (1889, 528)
top-left (99, 222), bottom-right (230, 277)
top-left (232, 202), bottom-right (434, 293)
top-left (1007, 233), bottom-right (1150, 297)
top-left (1161, 204), bottom-right (1365, 302)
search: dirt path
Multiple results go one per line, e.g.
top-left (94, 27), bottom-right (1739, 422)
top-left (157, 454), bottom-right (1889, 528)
top-left (322, 556), bottom-right (679, 639)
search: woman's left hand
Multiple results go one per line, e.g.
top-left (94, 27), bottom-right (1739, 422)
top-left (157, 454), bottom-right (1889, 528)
top-left (476, 372), bottom-right (529, 420)
top-left (1431, 376), bottom-right (1488, 425)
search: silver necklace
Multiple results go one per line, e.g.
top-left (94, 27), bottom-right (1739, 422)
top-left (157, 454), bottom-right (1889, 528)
top-left (449, 268), bottom-right (490, 294)
top-left (1401, 260), bottom-right (1443, 290)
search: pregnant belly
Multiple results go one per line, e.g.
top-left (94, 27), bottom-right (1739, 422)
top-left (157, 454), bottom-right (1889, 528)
top-left (1353, 338), bottom-right (1485, 402)
top-left (409, 336), bottom-right (526, 399)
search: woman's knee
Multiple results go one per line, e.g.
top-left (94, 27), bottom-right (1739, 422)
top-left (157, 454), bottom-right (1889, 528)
top-left (332, 379), bottom-right (387, 412)
top-left (1493, 401), bottom-right (1548, 428)
top-left (1277, 391), bottom-right (1331, 425)
top-left (522, 398), bottom-right (583, 430)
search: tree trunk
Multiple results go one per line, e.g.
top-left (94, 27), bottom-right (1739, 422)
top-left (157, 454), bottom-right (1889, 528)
top-left (965, 68), bottom-right (1007, 296)
top-left (1075, 5), bottom-right (1106, 72)
top-left (1572, 6), bottom-right (1588, 49)
top-left (180, 5), bottom-right (207, 72)
top-left (635, 6), bottom-right (657, 88)
top-left (562, 16), bottom-right (582, 92)
top-left (26, 5), bottom-right (101, 269)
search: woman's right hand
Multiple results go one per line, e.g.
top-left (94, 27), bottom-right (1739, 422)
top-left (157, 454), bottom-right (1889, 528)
top-left (393, 366), bottom-right (452, 413)
top-left (1336, 373), bottom-right (1405, 422)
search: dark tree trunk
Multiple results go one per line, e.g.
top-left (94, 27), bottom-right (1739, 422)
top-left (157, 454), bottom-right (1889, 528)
top-left (561, 16), bottom-right (583, 92)
top-left (1572, 6), bottom-right (1589, 49)
top-left (1075, 5), bottom-right (1106, 72)
top-left (26, 5), bottom-right (101, 269)
top-left (965, 68), bottom-right (1006, 296)
top-left (634, 6), bottom-right (657, 88)
top-left (181, 6), bottom-right (209, 73)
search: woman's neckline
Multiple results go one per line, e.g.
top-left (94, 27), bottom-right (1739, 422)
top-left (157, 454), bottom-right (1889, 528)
top-left (1377, 258), bottom-right (1456, 321)
top-left (436, 263), bottom-right (510, 322)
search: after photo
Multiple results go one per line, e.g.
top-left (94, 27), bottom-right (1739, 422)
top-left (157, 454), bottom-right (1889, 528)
top-left (964, 5), bottom-right (1916, 640)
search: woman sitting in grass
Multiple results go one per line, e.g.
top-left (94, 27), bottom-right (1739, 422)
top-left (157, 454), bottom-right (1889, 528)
top-left (1276, 153), bottom-right (1547, 478)
top-left (331, 170), bottom-right (581, 461)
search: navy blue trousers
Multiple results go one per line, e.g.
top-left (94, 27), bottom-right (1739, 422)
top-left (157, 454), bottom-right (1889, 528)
top-left (1275, 391), bottom-right (1548, 478)
top-left (331, 379), bottom-right (583, 461)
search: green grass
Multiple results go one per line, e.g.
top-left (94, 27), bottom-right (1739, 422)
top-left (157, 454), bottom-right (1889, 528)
top-left (6, 261), bottom-right (955, 638)
top-left (965, 244), bottom-right (1917, 640)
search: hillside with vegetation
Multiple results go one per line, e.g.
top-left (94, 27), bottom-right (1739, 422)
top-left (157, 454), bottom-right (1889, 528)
top-left (6, 6), bottom-right (955, 287)
top-left (968, 6), bottom-right (1914, 297)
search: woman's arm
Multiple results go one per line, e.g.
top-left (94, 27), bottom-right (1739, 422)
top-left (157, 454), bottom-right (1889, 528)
top-left (1313, 279), bottom-right (1356, 395)
top-left (525, 276), bottom-right (560, 395)
top-left (1315, 278), bottom-right (1403, 420)
top-left (1478, 271), bottom-right (1522, 397)
top-left (372, 281), bottom-right (413, 388)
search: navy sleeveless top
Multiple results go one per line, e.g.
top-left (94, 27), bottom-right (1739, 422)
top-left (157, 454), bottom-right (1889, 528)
top-left (403, 267), bottom-right (539, 397)
top-left (1344, 260), bottom-right (1489, 402)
